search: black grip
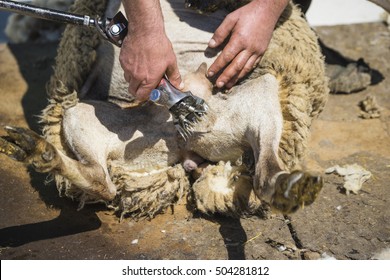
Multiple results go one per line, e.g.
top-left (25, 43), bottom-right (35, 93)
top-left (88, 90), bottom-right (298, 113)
top-left (0, 0), bottom-right (92, 26)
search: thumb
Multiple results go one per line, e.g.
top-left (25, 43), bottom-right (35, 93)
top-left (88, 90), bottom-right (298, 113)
top-left (166, 63), bottom-right (183, 90)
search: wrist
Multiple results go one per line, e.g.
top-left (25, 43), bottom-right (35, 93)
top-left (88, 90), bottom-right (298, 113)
top-left (251, 0), bottom-right (290, 23)
top-left (122, 0), bottom-right (165, 34)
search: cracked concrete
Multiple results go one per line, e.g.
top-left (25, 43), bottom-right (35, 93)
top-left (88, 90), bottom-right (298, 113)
top-left (0, 22), bottom-right (389, 260)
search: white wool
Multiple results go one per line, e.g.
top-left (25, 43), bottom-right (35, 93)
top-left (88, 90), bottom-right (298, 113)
top-left (325, 164), bottom-right (372, 195)
top-left (208, 162), bottom-right (234, 195)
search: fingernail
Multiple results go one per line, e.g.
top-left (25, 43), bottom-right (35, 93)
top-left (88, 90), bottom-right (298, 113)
top-left (209, 38), bottom-right (216, 48)
top-left (217, 81), bottom-right (224, 88)
top-left (179, 81), bottom-right (185, 89)
top-left (207, 71), bottom-right (214, 77)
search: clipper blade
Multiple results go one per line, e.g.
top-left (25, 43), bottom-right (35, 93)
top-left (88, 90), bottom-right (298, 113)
top-left (170, 95), bottom-right (208, 140)
top-left (149, 78), bottom-right (208, 141)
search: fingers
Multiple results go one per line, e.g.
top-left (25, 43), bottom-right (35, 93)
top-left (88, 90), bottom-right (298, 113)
top-left (132, 82), bottom-right (155, 102)
top-left (207, 17), bottom-right (238, 79)
top-left (225, 54), bottom-right (260, 88)
top-left (221, 50), bottom-right (250, 88)
top-left (208, 15), bottom-right (236, 49)
top-left (208, 43), bottom-right (241, 84)
top-left (207, 13), bottom-right (261, 88)
top-left (119, 31), bottom-right (182, 102)
top-left (210, 45), bottom-right (261, 89)
top-left (123, 72), bottom-right (155, 102)
top-left (124, 63), bottom-right (183, 102)
top-left (206, 0), bottom-right (277, 89)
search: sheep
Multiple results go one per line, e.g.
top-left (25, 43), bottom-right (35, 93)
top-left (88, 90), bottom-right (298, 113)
top-left (0, 0), bottom-right (328, 218)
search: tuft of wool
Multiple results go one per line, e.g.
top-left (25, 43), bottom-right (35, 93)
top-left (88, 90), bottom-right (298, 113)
top-left (325, 164), bottom-right (372, 195)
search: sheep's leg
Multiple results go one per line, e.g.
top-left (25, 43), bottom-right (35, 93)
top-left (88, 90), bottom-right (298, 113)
top-left (249, 128), bottom-right (284, 205)
top-left (251, 129), bottom-right (323, 214)
top-left (0, 126), bottom-right (116, 201)
top-left (244, 75), bottom-right (323, 214)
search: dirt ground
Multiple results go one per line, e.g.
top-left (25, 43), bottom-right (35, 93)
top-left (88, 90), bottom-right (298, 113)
top-left (0, 22), bottom-right (389, 260)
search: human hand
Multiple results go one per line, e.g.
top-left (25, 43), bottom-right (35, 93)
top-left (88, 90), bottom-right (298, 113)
top-left (207, 0), bottom-right (288, 89)
top-left (119, 30), bottom-right (182, 101)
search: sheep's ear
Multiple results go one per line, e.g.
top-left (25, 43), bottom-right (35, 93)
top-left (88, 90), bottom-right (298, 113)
top-left (196, 62), bottom-right (207, 75)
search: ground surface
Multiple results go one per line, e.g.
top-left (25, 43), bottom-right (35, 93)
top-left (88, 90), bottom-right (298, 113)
top-left (0, 22), bottom-right (389, 260)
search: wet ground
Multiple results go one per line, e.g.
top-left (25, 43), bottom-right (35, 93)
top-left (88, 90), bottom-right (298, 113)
top-left (0, 22), bottom-right (389, 260)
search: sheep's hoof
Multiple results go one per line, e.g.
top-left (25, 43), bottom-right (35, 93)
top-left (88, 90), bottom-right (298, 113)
top-left (0, 135), bottom-right (27, 161)
top-left (0, 126), bottom-right (59, 172)
top-left (271, 171), bottom-right (323, 214)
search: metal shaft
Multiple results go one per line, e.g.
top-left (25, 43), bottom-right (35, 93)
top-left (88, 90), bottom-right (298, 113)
top-left (0, 0), bottom-right (96, 26)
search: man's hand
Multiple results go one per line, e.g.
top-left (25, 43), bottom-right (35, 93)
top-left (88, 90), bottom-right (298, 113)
top-left (119, 0), bottom-right (182, 101)
top-left (120, 31), bottom-right (181, 101)
top-left (207, 0), bottom-right (289, 89)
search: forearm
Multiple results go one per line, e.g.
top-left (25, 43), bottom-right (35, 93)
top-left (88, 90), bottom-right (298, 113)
top-left (119, 0), bottom-right (182, 100)
top-left (121, 0), bottom-right (165, 34)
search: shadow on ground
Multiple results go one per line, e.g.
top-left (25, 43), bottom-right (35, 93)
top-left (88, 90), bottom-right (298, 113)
top-left (0, 42), bottom-right (108, 257)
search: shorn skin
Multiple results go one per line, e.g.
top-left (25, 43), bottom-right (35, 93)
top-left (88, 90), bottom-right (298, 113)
top-left (0, 0), bottom-right (328, 218)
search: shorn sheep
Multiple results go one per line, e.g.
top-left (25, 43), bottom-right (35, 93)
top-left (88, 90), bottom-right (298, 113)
top-left (1, 0), bottom-right (328, 218)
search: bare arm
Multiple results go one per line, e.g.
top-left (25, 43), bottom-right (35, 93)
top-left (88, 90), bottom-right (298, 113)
top-left (207, 0), bottom-right (290, 89)
top-left (119, 0), bottom-right (182, 101)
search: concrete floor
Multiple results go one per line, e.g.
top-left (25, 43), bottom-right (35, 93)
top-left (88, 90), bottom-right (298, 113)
top-left (0, 22), bottom-right (389, 260)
